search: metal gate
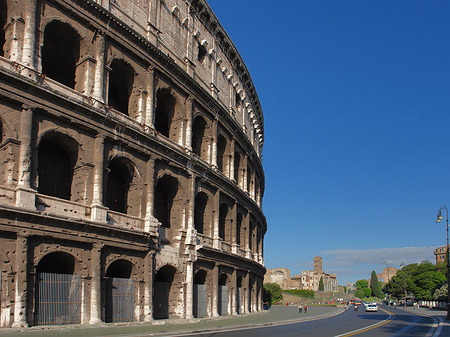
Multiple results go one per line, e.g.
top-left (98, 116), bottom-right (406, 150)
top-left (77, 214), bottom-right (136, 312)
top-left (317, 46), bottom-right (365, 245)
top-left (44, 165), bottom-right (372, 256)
top-left (153, 281), bottom-right (169, 319)
top-left (104, 277), bottom-right (135, 322)
top-left (236, 287), bottom-right (241, 314)
top-left (35, 272), bottom-right (81, 326)
top-left (193, 284), bottom-right (207, 318)
top-left (218, 285), bottom-right (228, 316)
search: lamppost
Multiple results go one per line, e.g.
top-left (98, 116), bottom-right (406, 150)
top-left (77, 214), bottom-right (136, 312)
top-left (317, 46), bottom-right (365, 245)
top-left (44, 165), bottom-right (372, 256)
top-left (436, 205), bottom-right (450, 320)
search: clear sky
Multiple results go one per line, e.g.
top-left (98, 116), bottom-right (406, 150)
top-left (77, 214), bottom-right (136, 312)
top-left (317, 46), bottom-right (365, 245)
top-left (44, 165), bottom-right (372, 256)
top-left (208, 0), bottom-right (450, 285)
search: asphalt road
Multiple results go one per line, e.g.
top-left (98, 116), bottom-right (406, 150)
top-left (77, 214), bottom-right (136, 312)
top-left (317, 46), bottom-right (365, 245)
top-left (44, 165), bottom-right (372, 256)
top-left (166, 305), bottom-right (439, 337)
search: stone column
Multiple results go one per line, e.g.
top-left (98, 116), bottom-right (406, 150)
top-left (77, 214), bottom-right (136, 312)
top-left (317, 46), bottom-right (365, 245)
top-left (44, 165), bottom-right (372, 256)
top-left (243, 272), bottom-right (249, 314)
top-left (137, 90), bottom-right (148, 124)
top-left (16, 105), bottom-right (35, 209)
top-left (143, 252), bottom-right (153, 322)
top-left (243, 154), bottom-right (248, 192)
top-left (144, 157), bottom-right (157, 233)
top-left (210, 117), bottom-right (218, 168)
top-left (212, 189), bottom-right (220, 249)
top-left (91, 135), bottom-right (107, 222)
top-left (231, 201), bottom-right (237, 254)
top-left (12, 234), bottom-right (27, 328)
top-left (187, 172), bottom-right (195, 231)
top-left (185, 261), bottom-right (194, 319)
top-left (21, 0), bottom-right (37, 73)
top-left (231, 269), bottom-right (237, 315)
top-left (93, 31), bottom-right (106, 106)
top-left (229, 139), bottom-right (235, 181)
top-left (145, 66), bottom-right (155, 128)
top-left (89, 243), bottom-right (102, 324)
top-left (185, 96), bottom-right (193, 152)
top-left (212, 264), bottom-right (218, 317)
top-left (245, 212), bottom-right (251, 259)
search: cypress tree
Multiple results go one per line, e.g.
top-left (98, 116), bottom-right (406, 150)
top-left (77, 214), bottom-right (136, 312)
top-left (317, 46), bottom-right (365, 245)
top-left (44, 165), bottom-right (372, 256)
top-left (370, 270), bottom-right (379, 297)
top-left (319, 276), bottom-right (324, 291)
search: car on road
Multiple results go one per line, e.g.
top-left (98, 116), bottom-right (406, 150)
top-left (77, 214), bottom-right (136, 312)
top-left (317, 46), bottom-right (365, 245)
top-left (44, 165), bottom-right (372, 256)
top-left (365, 304), bottom-right (378, 312)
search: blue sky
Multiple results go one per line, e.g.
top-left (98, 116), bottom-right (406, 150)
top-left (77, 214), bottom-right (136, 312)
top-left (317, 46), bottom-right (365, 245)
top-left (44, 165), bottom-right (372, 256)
top-left (208, 0), bottom-right (450, 284)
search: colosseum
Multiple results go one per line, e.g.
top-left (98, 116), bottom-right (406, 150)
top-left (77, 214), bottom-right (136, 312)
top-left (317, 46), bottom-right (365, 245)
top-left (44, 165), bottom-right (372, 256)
top-left (0, 0), bottom-right (266, 327)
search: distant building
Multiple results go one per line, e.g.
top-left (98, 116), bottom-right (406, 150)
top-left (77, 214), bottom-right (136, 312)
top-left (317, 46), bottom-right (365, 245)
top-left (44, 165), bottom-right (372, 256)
top-left (264, 268), bottom-right (291, 289)
top-left (434, 246), bottom-right (449, 265)
top-left (377, 267), bottom-right (398, 283)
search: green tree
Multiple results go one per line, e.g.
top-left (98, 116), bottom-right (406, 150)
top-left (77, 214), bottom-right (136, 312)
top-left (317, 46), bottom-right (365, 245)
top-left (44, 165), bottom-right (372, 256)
top-left (263, 283), bottom-right (283, 304)
top-left (370, 271), bottom-right (379, 297)
top-left (319, 276), bottom-right (324, 291)
top-left (355, 279), bottom-right (369, 290)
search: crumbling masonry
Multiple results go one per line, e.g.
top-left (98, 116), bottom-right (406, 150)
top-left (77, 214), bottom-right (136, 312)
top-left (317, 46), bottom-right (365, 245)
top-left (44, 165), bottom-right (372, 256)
top-left (0, 0), bottom-right (266, 327)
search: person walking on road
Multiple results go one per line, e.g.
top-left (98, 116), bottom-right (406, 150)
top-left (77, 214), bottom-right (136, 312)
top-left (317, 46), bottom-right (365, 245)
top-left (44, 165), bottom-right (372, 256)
top-left (298, 304), bottom-right (303, 313)
top-left (304, 304), bottom-right (308, 313)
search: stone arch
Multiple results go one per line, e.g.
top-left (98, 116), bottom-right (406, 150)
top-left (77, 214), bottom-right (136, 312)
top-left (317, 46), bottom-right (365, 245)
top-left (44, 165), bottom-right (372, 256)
top-left (36, 251), bottom-right (75, 274)
top-left (107, 58), bottom-right (135, 116)
top-left (194, 191), bottom-right (208, 234)
top-left (154, 174), bottom-right (179, 230)
top-left (236, 212), bottom-right (243, 247)
top-left (154, 87), bottom-right (175, 138)
top-left (218, 273), bottom-right (230, 316)
top-left (219, 203), bottom-right (228, 241)
top-left (217, 134), bottom-right (227, 174)
top-left (37, 132), bottom-right (79, 200)
top-left (41, 20), bottom-right (81, 89)
top-left (193, 269), bottom-right (208, 318)
top-left (236, 275), bottom-right (243, 314)
top-left (104, 156), bottom-right (138, 214)
top-left (153, 264), bottom-right (183, 319)
top-left (192, 114), bottom-right (209, 160)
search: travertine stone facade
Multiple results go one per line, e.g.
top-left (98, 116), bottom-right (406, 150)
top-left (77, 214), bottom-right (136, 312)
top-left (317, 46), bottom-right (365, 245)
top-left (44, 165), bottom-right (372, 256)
top-left (0, 0), bottom-right (266, 327)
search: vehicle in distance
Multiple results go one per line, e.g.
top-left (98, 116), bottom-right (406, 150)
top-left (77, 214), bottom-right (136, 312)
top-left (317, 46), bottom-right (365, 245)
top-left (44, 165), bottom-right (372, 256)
top-left (365, 304), bottom-right (379, 312)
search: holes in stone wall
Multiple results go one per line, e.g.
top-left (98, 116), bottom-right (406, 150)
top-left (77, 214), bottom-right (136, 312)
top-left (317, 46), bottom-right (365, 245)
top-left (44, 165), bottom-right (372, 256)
top-left (217, 135), bottom-right (226, 173)
top-left (105, 158), bottom-right (133, 214)
top-left (108, 59), bottom-right (134, 115)
top-left (194, 192), bottom-right (207, 234)
top-left (154, 175), bottom-right (178, 228)
top-left (155, 88), bottom-right (175, 138)
top-left (42, 20), bottom-right (80, 89)
top-left (192, 116), bottom-right (207, 159)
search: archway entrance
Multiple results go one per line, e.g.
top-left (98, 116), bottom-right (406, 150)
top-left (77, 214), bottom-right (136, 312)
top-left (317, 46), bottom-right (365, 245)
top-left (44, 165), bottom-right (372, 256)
top-left (104, 259), bottom-right (134, 323)
top-left (193, 270), bottom-right (207, 318)
top-left (218, 274), bottom-right (228, 316)
top-left (34, 252), bottom-right (81, 326)
top-left (153, 265), bottom-right (176, 319)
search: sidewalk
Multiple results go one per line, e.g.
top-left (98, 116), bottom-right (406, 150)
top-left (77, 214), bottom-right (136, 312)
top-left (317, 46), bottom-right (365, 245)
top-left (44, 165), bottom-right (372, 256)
top-left (396, 306), bottom-right (450, 337)
top-left (0, 305), bottom-right (344, 337)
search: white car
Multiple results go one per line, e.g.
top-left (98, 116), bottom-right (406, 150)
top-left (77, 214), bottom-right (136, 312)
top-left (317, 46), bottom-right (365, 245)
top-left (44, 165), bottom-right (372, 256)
top-left (365, 304), bottom-right (378, 312)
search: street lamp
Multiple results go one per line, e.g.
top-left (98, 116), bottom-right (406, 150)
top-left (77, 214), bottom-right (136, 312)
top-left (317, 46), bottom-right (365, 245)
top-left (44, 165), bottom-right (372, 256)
top-left (436, 205), bottom-right (450, 320)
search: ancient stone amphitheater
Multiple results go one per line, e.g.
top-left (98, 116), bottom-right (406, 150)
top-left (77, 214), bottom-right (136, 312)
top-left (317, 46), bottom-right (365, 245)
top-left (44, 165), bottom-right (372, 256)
top-left (0, 0), bottom-right (266, 327)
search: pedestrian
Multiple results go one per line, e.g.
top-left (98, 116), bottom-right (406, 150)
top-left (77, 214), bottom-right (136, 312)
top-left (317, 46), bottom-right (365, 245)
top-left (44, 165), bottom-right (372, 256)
top-left (298, 304), bottom-right (302, 313)
top-left (304, 304), bottom-right (308, 313)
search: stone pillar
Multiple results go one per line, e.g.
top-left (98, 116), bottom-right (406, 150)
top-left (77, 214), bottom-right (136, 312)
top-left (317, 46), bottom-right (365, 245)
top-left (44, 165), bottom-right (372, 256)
top-left (231, 201), bottom-right (237, 254)
top-left (229, 139), bottom-right (235, 181)
top-left (21, 0), bottom-right (37, 73)
top-left (144, 157), bottom-right (157, 233)
top-left (187, 173), bottom-right (195, 231)
top-left (145, 66), bottom-right (155, 128)
top-left (91, 135), bottom-right (107, 222)
top-left (185, 96), bottom-right (193, 152)
top-left (143, 252), bottom-right (153, 322)
top-left (212, 264), bottom-right (218, 317)
top-left (185, 261), bottom-right (194, 319)
top-left (12, 234), bottom-right (27, 328)
top-left (89, 243), bottom-right (102, 324)
top-left (137, 90), bottom-right (148, 124)
top-left (231, 269), bottom-right (237, 315)
top-left (243, 154), bottom-right (248, 193)
top-left (243, 272), bottom-right (249, 314)
top-left (210, 117), bottom-right (218, 168)
top-left (212, 189), bottom-right (220, 249)
top-left (93, 31), bottom-right (106, 106)
top-left (245, 212), bottom-right (251, 259)
top-left (16, 105), bottom-right (35, 209)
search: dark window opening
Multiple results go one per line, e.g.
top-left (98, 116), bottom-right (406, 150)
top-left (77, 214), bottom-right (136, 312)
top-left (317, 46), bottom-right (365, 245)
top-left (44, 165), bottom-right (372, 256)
top-left (105, 159), bottom-right (132, 214)
top-left (217, 135), bottom-right (226, 172)
top-left (37, 139), bottom-right (73, 200)
top-left (155, 175), bottom-right (178, 228)
top-left (0, 0), bottom-right (6, 57)
top-left (105, 260), bottom-right (132, 278)
top-left (194, 270), bottom-right (207, 285)
top-left (219, 203), bottom-right (228, 240)
top-left (154, 265), bottom-right (176, 283)
top-left (37, 252), bottom-right (75, 274)
top-left (219, 274), bottom-right (227, 286)
top-left (42, 21), bottom-right (80, 88)
top-left (198, 44), bottom-right (207, 63)
top-left (236, 213), bottom-right (243, 246)
top-left (192, 116), bottom-right (206, 158)
top-left (194, 192), bottom-right (207, 234)
top-left (235, 92), bottom-right (241, 108)
top-left (155, 88), bottom-right (175, 138)
top-left (234, 152), bottom-right (240, 183)
top-left (108, 59), bottom-right (134, 115)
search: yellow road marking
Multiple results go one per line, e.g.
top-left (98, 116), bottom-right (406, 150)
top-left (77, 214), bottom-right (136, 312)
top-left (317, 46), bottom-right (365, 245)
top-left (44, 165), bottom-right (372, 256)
top-left (334, 308), bottom-right (394, 337)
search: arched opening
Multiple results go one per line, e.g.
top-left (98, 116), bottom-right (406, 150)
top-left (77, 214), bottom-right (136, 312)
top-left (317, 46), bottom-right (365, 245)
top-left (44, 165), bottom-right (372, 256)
top-left (194, 192), bottom-right (207, 234)
top-left (153, 265), bottom-right (177, 319)
top-left (0, 0), bottom-right (6, 57)
top-left (218, 274), bottom-right (228, 316)
top-left (37, 137), bottom-right (74, 200)
top-left (234, 152), bottom-right (240, 183)
top-left (42, 21), bottom-right (80, 88)
top-left (193, 270), bottom-right (207, 318)
top-left (236, 276), bottom-right (242, 314)
top-left (217, 135), bottom-right (227, 173)
top-left (108, 59), bottom-right (134, 115)
top-left (105, 158), bottom-right (133, 214)
top-left (249, 220), bottom-right (254, 252)
top-left (35, 252), bottom-right (81, 326)
top-left (192, 116), bottom-right (207, 159)
top-left (154, 175), bottom-right (178, 229)
top-left (104, 260), bottom-right (134, 323)
top-left (236, 213), bottom-right (243, 247)
top-left (219, 203), bottom-right (228, 241)
top-left (248, 278), bottom-right (253, 312)
top-left (155, 88), bottom-right (175, 138)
